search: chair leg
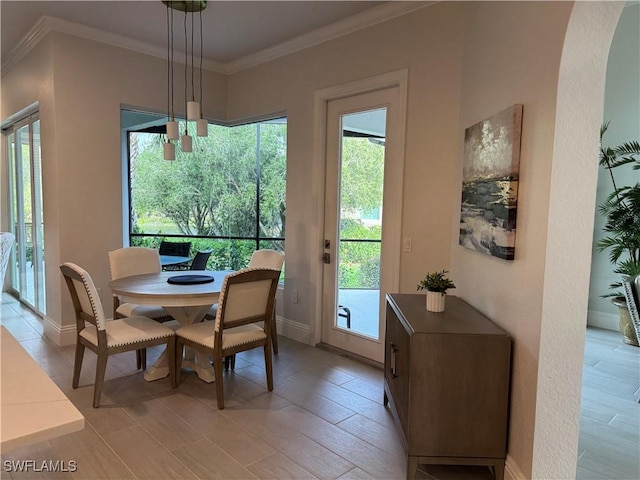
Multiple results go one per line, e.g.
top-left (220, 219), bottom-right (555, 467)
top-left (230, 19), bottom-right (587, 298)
top-left (140, 349), bottom-right (147, 370)
top-left (175, 340), bottom-right (184, 385)
top-left (72, 340), bottom-right (85, 389)
top-left (136, 349), bottom-right (147, 370)
top-left (214, 352), bottom-right (225, 409)
top-left (230, 354), bottom-right (236, 370)
top-left (271, 302), bottom-right (279, 355)
top-left (93, 351), bottom-right (108, 408)
top-left (271, 317), bottom-right (279, 355)
top-left (167, 337), bottom-right (176, 388)
top-left (264, 342), bottom-right (274, 392)
top-left (224, 356), bottom-right (230, 371)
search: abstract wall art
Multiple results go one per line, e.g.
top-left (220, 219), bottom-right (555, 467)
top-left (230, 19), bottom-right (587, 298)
top-left (459, 104), bottom-right (523, 260)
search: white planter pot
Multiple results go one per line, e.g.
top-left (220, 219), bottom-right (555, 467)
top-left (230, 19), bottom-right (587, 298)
top-left (426, 291), bottom-right (446, 312)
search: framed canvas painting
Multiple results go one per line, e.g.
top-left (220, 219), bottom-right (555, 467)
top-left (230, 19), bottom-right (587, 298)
top-left (459, 104), bottom-right (523, 260)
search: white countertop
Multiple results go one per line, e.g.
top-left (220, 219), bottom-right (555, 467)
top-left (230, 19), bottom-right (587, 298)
top-left (1, 326), bottom-right (84, 452)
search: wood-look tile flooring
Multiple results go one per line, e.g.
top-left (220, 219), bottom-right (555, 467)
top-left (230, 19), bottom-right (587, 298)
top-left (577, 327), bottom-right (640, 480)
top-left (3, 293), bottom-right (637, 480)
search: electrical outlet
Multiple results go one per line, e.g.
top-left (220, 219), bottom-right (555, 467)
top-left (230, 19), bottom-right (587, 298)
top-left (292, 290), bottom-right (298, 304)
top-left (96, 287), bottom-right (103, 300)
top-left (403, 237), bottom-right (412, 252)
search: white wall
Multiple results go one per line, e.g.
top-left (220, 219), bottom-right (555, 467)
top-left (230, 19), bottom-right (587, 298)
top-left (1, 32), bottom-right (227, 342)
top-left (1, 1), bottom-right (627, 478)
top-left (588, 2), bottom-right (640, 329)
top-left (227, 2), bottom-right (465, 336)
top-left (449, 2), bottom-right (573, 476)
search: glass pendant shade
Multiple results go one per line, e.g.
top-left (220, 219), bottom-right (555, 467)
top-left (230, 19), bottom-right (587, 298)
top-left (163, 142), bottom-right (176, 161)
top-left (166, 121), bottom-right (179, 140)
top-left (187, 101), bottom-right (200, 121)
top-left (181, 133), bottom-right (193, 152)
top-left (197, 117), bottom-right (208, 137)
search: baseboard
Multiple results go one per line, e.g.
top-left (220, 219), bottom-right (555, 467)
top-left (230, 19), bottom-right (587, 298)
top-left (42, 316), bottom-right (76, 346)
top-left (586, 309), bottom-right (618, 331)
top-left (505, 455), bottom-right (527, 480)
top-left (275, 315), bottom-right (311, 344)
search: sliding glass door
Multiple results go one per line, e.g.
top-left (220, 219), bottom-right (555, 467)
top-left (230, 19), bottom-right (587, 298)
top-left (6, 113), bottom-right (46, 315)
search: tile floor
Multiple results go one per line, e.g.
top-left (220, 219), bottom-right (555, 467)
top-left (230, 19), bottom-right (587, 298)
top-left (576, 327), bottom-right (640, 480)
top-left (1, 293), bottom-right (637, 479)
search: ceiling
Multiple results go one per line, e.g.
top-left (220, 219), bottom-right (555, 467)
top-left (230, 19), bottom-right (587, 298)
top-left (0, 1), bottom-right (411, 73)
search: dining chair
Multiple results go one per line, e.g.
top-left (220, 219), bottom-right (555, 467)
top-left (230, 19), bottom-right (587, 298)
top-left (189, 249), bottom-right (213, 270)
top-left (108, 247), bottom-right (175, 368)
top-left (205, 248), bottom-right (284, 362)
top-left (175, 267), bottom-right (280, 409)
top-left (60, 262), bottom-right (177, 407)
top-left (159, 240), bottom-right (192, 270)
top-left (249, 249), bottom-right (285, 355)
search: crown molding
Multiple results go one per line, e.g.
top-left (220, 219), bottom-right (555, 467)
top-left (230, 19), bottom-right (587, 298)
top-left (1, 16), bottom-right (50, 77)
top-left (223, 1), bottom-right (435, 74)
top-left (1, 15), bottom-right (227, 78)
top-left (2, 2), bottom-right (434, 78)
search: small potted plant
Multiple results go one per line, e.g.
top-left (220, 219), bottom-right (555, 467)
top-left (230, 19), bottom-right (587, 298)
top-left (417, 270), bottom-right (456, 312)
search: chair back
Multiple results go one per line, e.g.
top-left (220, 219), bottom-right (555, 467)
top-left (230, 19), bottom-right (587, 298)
top-left (108, 247), bottom-right (161, 280)
top-left (0, 232), bottom-right (15, 287)
top-left (60, 263), bottom-right (107, 333)
top-left (248, 249), bottom-right (284, 271)
top-left (190, 249), bottom-right (213, 270)
top-left (159, 240), bottom-right (191, 257)
top-left (215, 268), bottom-right (280, 333)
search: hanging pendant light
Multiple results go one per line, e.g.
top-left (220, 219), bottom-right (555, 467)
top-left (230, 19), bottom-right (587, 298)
top-left (164, 5), bottom-right (176, 160)
top-left (186, 3), bottom-right (200, 121)
top-left (163, 0), bottom-right (207, 156)
top-left (196, 8), bottom-right (208, 137)
top-left (181, 5), bottom-right (192, 152)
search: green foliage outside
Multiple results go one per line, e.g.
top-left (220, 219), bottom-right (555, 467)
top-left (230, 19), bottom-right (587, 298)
top-left (129, 121), bottom-right (385, 288)
top-left (130, 120), bottom-right (286, 270)
top-left (337, 136), bottom-right (385, 289)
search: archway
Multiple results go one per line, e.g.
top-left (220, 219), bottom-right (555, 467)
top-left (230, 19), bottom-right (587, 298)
top-left (532, 2), bottom-right (624, 479)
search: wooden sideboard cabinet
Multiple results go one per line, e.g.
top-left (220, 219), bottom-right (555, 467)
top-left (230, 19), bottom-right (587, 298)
top-left (384, 294), bottom-right (512, 479)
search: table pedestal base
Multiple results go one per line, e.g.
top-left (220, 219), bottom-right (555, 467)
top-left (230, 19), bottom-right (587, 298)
top-left (144, 305), bottom-right (216, 383)
top-left (144, 348), bottom-right (215, 383)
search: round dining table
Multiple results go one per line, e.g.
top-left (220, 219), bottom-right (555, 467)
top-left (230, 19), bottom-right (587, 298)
top-left (109, 270), bottom-right (233, 383)
top-left (159, 255), bottom-right (192, 269)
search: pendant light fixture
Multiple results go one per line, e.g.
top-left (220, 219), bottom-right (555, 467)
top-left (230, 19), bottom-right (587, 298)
top-left (196, 9), bottom-right (208, 137)
top-left (163, 0), bottom-right (207, 159)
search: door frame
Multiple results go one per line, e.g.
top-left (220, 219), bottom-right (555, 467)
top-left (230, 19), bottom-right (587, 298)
top-left (310, 69), bottom-right (408, 347)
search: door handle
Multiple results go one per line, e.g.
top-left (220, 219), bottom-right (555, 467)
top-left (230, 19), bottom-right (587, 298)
top-left (390, 342), bottom-right (398, 378)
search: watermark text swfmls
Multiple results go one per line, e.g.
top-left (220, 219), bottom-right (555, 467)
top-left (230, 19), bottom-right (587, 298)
top-left (3, 460), bottom-right (77, 473)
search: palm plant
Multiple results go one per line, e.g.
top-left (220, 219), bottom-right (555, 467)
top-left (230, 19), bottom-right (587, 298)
top-left (597, 122), bottom-right (640, 297)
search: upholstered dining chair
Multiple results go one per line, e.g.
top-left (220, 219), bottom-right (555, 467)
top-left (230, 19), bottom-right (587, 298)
top-left (60, 262), bottom-right (176, 407)
top-left (206, 248), bottom-right (284, 362)
top-left (108, 247), bottom-right (173, 319)
top-left (109, 247), bottom-right (175, 368)
top-left (175, 267), bottom-right (280, 409)
top-left (249, 249), bottom-right (285, 354)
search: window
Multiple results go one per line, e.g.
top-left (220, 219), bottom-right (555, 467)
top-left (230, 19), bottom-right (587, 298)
top-left (126, 113), bottom-right (286, 270)
top-left (4, 112), bottom-right (46, 314)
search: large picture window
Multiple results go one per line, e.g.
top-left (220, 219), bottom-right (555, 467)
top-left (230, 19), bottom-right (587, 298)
top-left (127, 114), bottom-right (286, 271)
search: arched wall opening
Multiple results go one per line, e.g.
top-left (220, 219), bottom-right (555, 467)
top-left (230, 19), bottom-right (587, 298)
top-left (533, 2), bottom-right (624, 479)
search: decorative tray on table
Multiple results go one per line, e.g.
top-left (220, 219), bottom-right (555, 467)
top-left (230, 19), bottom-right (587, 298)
top-left (167, 275), bottom-right (214, 285)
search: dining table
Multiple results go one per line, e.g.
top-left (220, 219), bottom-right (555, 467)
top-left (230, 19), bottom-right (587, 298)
top-left (159, 254), bottom-right (192, 269)
top-left (109, 270), bottom-right (233, 383)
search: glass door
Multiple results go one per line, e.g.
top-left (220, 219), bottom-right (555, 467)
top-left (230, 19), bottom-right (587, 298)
top-left (322, 89), bottom-right (396, 363)
top-left (6, 114), bottom-right (46, 315)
